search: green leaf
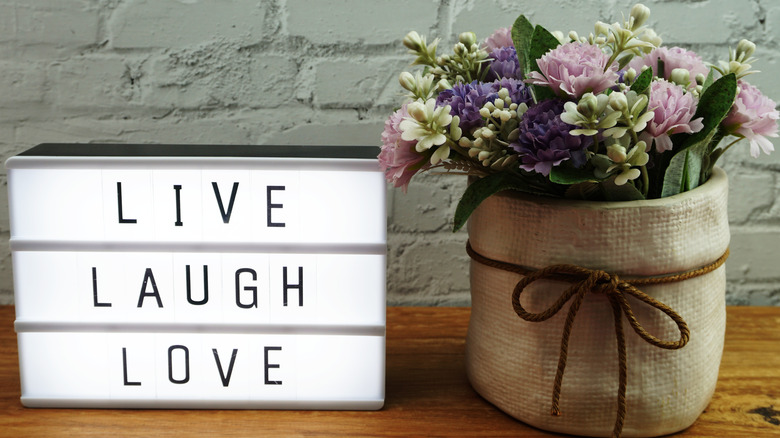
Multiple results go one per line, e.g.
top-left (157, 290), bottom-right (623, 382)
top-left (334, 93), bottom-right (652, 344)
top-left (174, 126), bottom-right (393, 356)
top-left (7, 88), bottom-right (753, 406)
top-left (600, 177), bottom-right (646, 201)
top-left (631, 67), bottom-right (653, 95)
top-left (528, 24), bottom-right (560, 70)
top-left (453, 172), bottom-right (545, 232)
top-left (656, 73), bottom-right (737, 198)
top-left (661, 149), bottom-right (689, 197)
top-left (511, 15), bottom-right (535, 78)
top-left (528, 24), bottom-right (560, 101)
top-left (672, 73), bottom-right (737, 152)
top-left (550, 165), bottom-right (597, 185)
top-left (661, 139), bottom-right (709, 197)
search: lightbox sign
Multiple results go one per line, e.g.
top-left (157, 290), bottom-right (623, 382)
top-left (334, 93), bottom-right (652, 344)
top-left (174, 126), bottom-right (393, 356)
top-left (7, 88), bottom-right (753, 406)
top-left (7, 143), bottom-right (386, 409)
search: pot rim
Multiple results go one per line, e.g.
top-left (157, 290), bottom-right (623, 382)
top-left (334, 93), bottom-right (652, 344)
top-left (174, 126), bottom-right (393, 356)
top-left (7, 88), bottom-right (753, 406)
top-left (490, 166), bottom-right (727, 210)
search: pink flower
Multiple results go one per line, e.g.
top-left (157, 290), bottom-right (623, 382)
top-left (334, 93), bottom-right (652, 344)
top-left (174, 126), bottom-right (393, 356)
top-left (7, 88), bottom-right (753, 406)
top-left (628, 47), bottom-right (708, 89)
top-left (722, 80), bottom-right (779, 158)
top-left (640, 80), bottom-right (704, 152)
top-left (525, 42), bottom-right (619, 98)
top-left (483, 27), bottom-right (513, 53)
top-left (379, 103), bottom-right (429, 192)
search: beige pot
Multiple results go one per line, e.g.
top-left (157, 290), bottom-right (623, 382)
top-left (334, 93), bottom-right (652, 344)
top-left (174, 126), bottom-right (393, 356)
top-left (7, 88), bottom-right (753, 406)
top-left (465, 167), bottom-right (729, 437)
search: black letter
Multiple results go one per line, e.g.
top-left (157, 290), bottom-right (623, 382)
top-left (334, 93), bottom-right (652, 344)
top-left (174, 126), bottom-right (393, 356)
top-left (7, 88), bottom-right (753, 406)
top-left (212, 348), bottom-right (238, 387)
top-left (117, 182), bottom-right (137, 224)
top-left (185, 265), bottom-right (209, 305)
top-left (122, 348), bottom-right (141, 386)
top-left (92, 267), bottom-right (112, 307)
top-left (173, 184), bottom-right (183, 226)
top-left (267, 186), bottom-right (285, 227)
top-left (264, 346), bottom-right (282, 385)
top-left (212, 182), bottom-right (239, 224)
top-left (168, 345), bottom-right (190, 384)
top-left (283, 266), bottom-right (304, 307)
top-left (235, 268), bottom-right (258, 309)
top-left (137, 268), bottom-right (163, 308)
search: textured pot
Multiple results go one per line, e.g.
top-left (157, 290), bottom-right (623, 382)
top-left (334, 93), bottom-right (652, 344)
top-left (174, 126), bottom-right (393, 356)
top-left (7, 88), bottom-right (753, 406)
top-left (465, 167), bottom-right (729, 437)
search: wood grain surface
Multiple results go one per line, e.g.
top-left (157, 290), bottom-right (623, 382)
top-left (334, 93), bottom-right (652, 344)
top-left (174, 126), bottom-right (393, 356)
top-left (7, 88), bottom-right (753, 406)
top-left (1, 305), bottom-right (778, 437)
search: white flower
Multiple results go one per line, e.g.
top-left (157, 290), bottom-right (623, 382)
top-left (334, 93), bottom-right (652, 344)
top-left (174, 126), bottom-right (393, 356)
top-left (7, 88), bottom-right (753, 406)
top-left (399, 99), bottom-right (455, 164)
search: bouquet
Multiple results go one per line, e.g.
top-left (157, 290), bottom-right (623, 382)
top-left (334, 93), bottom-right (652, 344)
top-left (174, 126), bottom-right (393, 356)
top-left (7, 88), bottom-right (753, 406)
top-left (379, 3), bottom-right (779, 231)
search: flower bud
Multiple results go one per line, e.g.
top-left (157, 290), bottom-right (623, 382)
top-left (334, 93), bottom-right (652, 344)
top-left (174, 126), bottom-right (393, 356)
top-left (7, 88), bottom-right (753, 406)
top-left (670, 68), bottom-right (690, 87)
top-left (607, 144), bottom-right (628, 163)
top-left (608, 91), bottom-right (628, 112)
top-left (458, 32), bottom-right (477, 47)
top-left (399, 72), bottom-right (416, 92)
top-left (403, 31), bottom-right (423, 51)
top-left (577, 93), bottom-right (599, 116)
top-left (624, 67), bottom-right (637, 84)
top-left (736, 39), bottom-right (756, 61)
top-left (595, 21), bottom-right (609, 36)
top-left (630, 3), bottom-right (651, 29)
top-left (437, 78), bottom-right (452, 91)
top-left (695, 73), bottom-right (706, 86)
top-left (453, 42), bottom-right (467, 56)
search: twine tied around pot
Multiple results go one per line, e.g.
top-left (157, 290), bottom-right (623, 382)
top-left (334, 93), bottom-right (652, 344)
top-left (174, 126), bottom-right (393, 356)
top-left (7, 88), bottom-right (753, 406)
top-left (465, 240), bottom-right (730, 438)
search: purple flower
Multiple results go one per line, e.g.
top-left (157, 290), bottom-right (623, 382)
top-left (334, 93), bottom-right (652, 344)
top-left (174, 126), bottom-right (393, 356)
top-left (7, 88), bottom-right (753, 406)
top-left (640, 80), bottom-right (703, 153)
top-left (722, 80), bottom-right (779, 158)
top-left (379, 103), bottom-right (429, 192)
top-left (486, 46), bottom-right (522, 80)
top-left (629, 47), bottom-right (709, 89)
top-left (436, 79), bottom-right (532, 133)
top-left (494, 77), bottom-right (533, 107)
top-left (483, 27), bottom-right (513, 53)
top-left (511, 99), bottom-right (593, 176)
top-left (525, 42), bottom-right (619, 98)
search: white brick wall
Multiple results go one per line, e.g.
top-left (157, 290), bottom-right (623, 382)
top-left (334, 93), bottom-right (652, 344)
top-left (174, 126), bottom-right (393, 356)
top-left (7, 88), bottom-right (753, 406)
top-left (0, 0), bottom-right (778, 306)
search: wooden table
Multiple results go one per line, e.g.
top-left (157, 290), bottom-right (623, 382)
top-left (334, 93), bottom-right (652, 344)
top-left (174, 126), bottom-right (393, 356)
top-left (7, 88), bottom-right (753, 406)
top-left (1, 305), bottom-right (778, 437)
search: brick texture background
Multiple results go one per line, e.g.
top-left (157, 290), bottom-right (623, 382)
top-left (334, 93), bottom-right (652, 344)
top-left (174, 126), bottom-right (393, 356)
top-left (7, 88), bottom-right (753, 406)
top-left (0, 0), bottom-right (778, 306)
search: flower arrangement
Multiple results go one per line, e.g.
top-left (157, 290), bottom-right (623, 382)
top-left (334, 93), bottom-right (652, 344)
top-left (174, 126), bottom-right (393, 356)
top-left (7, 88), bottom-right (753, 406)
top-left (379, 3), bottom-right (779, 231)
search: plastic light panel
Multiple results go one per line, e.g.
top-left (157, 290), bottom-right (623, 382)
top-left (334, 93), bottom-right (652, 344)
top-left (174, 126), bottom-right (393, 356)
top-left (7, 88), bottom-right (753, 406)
top-left (7, 144), bottom-right (386, 409)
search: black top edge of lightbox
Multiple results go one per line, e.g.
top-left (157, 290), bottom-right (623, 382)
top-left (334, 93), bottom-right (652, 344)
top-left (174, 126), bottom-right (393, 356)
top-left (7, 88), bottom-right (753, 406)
top-left (19, 144), bottom-right (380, 160)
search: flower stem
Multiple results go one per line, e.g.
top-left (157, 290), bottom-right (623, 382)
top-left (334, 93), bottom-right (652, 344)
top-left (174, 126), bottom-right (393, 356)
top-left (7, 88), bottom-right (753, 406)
top-left (640, 165), bottom-right (649, 197)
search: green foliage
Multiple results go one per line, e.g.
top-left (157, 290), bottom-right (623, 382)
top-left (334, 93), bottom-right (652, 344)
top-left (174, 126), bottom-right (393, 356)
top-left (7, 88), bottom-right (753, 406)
top-left (512, 15), bottom-right (559, 101)
top-left (660, 74), bottom-right (737, 197)
top-left (511, 15), bottom-right (535, 77)
top-left (631, 68), bottom-right (653, 95)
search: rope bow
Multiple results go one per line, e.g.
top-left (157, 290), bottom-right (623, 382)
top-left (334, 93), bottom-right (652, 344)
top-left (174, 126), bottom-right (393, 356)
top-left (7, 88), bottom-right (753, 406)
top-left (466, 241), bottom-right (729, 438)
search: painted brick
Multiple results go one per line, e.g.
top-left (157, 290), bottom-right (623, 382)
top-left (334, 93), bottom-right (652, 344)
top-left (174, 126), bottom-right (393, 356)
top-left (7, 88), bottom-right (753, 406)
top-left (391, 174), bottom-right (463, 233)
top-left (265, 121), bottom-right (385, 146)
top-left (727, 229), bottom-right (780, 280)
top-left (10, 0), bottom-right (98, 48)
top-left (314, 58), bottom-right (401, 108)
top-left (14, 116), bottom-right (258, 146)
top-left (109, 0), bottom-right (266, 49)
top-left (51, 56), bottom-right (137, 110)
top-left (453, 0), bottom-right (604, 40)
top-left (644, 0), bottom-right (758, 45)
top-left (146, 48), bottom-right (297, 109)
top-left (387, 233), bottom-right (470, 306)
top-left (728, 172), bottom-right (775, 223)
top-left (287, 0), bottom-right (439, 45)
top-left (0, 61), bottom-right (47, 105)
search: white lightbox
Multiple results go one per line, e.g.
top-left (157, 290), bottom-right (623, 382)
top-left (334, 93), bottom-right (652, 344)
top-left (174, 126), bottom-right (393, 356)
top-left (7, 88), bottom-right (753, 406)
top-left (6, 144), bottom-right (386, 409)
